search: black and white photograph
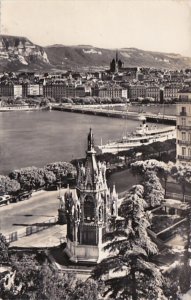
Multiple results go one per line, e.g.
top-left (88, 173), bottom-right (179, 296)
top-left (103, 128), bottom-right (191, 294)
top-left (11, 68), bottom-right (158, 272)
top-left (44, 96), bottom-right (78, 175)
top-left (0, 0), bottom-right (191, 299)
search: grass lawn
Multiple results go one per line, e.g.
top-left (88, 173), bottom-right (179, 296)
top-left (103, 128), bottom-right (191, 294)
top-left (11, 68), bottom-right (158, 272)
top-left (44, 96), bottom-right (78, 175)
top-left (165, 181), bottom-right (191, 196)
top-left (108, 168), bottom-right (191, 198)
top-left (107, 168), bottom-right (141, 193)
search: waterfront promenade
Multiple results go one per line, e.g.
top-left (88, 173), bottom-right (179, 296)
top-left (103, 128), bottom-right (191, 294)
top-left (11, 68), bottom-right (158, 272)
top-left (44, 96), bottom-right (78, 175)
top-left (53, 104), bottom-right (176, 125)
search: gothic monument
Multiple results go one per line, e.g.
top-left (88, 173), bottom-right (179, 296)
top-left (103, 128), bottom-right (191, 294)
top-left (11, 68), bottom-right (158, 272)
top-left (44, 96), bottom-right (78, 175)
top-left (64, 129), bottom-right (118, 264)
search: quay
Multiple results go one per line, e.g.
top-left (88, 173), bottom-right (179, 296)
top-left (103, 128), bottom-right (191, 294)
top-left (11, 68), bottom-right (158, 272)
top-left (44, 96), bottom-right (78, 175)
top-left (52, 104), bottom-right (176, 125)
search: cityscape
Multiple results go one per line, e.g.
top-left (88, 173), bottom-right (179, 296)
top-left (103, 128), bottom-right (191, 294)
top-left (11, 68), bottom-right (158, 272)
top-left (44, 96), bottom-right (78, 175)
top-left (0, 1), bottom-right (191, 300)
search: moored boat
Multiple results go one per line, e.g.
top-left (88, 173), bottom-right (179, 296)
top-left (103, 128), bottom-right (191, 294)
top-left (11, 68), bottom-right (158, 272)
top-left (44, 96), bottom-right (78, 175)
top-left (0, 105), bottom-right (51, 112)
top-left (97, 120), bottom-right (176, 154)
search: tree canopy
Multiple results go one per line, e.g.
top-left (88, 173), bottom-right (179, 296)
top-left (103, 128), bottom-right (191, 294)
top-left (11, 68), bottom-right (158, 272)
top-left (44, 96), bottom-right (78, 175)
top-left (93, 185), bottom-right (165, 300)
top-left (45, 161), bottom-right (77, 180)
top-left (9, 167), bottom-right (56, 191)
top-left (143, 170), bottom-right (165, 208)
top-left (0, 176), bottom-right (20, 194)
top-left (0, 233), bottom-right (9, 264)
top-left (1, 253), bottom-right (102, 300)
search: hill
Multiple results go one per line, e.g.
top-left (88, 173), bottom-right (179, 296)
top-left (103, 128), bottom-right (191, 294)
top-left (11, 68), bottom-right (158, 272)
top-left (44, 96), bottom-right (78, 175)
top-left (0, 35), bottom-right (50, 72)
top-left (45, 45), bottom-right (191, 71)
top-left (0, 34), bottom-right (191, 71)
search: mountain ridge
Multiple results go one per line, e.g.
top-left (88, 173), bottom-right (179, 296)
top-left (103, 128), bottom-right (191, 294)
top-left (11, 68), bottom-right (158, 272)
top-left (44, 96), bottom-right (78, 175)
top-left (0, 34), bottom-right (191, 71)
top-left (45, 45), bottom-right (191, 71)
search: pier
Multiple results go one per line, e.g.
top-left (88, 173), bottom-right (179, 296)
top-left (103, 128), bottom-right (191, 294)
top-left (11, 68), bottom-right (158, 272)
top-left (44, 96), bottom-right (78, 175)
top-left (52, 105), bottom-right (176, 125)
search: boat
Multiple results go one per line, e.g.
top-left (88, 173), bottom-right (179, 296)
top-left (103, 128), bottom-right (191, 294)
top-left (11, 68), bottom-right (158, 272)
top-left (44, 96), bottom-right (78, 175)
top-left (0, 105), bottom-right (51, 112)
top-left (96, 120), bottom-right (176, 154)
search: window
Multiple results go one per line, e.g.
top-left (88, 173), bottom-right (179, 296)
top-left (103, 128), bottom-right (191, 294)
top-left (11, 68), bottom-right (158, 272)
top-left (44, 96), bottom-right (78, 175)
top-left (182, 132), bottom-right (186, 140)
top-left (182, 147), bottom-right (186, 156)
top-left (181, 118), bottom-right (186, 126)
top-left (188, 132), bottom-right (191, 142)
top-left (84, 196), bottom-right (95, 222)
top-left (188, 148), bottom-right (191, 157)
top-left (180, 107), bottom-right (186, 116)
top-left (182, 107), bottom-right (186, 113)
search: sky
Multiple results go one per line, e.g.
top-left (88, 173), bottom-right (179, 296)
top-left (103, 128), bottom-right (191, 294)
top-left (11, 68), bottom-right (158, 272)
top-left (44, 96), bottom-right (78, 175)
top-left (2, 0), bottom-right (191, 57)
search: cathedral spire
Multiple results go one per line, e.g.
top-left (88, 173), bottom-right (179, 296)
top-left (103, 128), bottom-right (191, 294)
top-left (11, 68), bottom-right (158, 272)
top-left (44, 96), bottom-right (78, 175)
top-left (116, 49), bottom-right (118, 63)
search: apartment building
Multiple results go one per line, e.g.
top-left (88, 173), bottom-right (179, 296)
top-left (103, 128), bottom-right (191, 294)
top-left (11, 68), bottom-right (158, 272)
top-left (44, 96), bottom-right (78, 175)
top-left (128, 85), bottom-right (146, 101)
top-left (178, 88), bottom-right (191, 102)
top-left (93, 85), bottom-right (127, 98)
top-left (163, 85), bottom-right (179, 100)
top-left (43, 84), bottom-right (86, 99)
top-left (145, 85), bottom-right (160, 102)
top-left (0, 83), bottom-right (14, 97)
top-left (176, 101), bottom-right (191, 165)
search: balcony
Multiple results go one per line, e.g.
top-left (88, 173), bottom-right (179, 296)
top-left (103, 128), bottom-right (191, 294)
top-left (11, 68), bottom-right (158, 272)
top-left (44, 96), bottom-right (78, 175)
top-left (177, 125), bottom-right (191, 130)
top-left (177, 155), bottom-right (191, 161)
top-left (180, 111), bottom-right (187, 116)
top-left (177, 140), bottom-right (191, 146)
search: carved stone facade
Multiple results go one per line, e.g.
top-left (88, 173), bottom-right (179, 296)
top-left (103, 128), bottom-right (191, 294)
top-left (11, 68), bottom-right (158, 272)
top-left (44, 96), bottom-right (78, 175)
top-left (64, 129), bottom-right (118, 263)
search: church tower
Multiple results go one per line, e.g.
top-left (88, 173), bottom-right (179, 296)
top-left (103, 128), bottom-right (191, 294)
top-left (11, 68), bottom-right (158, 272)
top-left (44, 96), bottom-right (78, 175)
top-left (110, 50), bottom-right (124, 73)
top-left (64, 129), bottom-right (118, 264)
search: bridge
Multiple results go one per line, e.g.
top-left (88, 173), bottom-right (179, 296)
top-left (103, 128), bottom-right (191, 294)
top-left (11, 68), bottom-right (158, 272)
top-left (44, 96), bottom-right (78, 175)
top-left (52, 105), bottom-right (176, 125)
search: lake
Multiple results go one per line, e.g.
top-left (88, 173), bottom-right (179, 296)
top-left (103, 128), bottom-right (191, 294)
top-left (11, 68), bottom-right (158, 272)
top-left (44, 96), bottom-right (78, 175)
top-left (0, 110), bottom-right (145, 174)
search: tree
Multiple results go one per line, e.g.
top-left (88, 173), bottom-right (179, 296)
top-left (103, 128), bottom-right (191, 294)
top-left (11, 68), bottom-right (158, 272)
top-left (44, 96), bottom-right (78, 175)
top-left (0, 176), bottom-right (20, 194)
top-left (10, 253), bottom-right (75, 300)
top-left (162, 261), bottom-right (181, 299)
top-left (71, 278), bottom-right (104, 300)
top-left (0, 233), bottom-right (9, 264)
top-left (179, 205), bottom-right (191, 294)
top-left (42, 168), bottom-right (56, 186)
top-left (157, 162), bottom-right (174, 197)
top-left (8, 253), bottom-right (102, 300)
top-left (131, 159), bottom-right (173, 196)
top-left (143, 170), bottom-right (165, 208)
top-left (9, 167), bottom-right (56, 191)
top-left (45, 162), bottom-right (77, 182)
top-left (93, 185), bottom-right (166, 300)
top-left (171, 164), bottom-right (191, 201)
top-left (152, 141), bottom-right (166, 158)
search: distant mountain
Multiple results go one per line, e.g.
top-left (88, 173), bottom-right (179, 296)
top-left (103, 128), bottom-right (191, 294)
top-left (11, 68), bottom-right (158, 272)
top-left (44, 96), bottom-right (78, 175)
top-left (45, 45), bottom-right (191, 71)
top-left (0, 35), bottom-right (50, 72)
top-left (0, 34), bottom-right (191, 72)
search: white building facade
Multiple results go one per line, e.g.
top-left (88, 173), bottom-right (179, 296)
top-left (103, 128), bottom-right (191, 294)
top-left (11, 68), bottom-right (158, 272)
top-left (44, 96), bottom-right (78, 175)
top-left (176, 101), bottom-right (191, 165)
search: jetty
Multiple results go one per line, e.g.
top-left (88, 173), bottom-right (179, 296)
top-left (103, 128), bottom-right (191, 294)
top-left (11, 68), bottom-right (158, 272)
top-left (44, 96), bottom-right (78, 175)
top-left (52, 104), bottom-right (176, 125)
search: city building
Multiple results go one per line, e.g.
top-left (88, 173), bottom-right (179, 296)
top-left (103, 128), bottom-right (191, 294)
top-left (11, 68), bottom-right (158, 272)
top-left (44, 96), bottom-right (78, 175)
top-left (163, 85), bottom-right (179, 101)
top-left (64, 129), bottom-right (118, 263)
top-left (128, 84), bottom-right (146, 101)
top-left (27, 84), bottom-right (43, 97)
top-left (43, 83), bottom-right (86, 99)
top-left (145, 85), bottom-right (160, 102)
top-left (13, 85), bottom-right (23, 98)
top-left (0, 83), bottom-right (14, 97)
top-left (176, 101), bottom-right (191, 165)
top-left (93, 84), bottom-right (127, 99)
top-left (178, 87), bottom-right (191, 102)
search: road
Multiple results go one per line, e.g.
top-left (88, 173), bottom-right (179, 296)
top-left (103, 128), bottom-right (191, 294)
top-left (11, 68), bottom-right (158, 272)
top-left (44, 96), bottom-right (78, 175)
top-left (0, 189), bottom-right (64, 235)
top-left (1, 173), bottom-right (188, 236)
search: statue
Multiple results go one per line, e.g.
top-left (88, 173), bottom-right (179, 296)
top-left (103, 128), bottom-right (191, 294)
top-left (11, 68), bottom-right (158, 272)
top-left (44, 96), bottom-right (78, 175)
top-left (58, 196), bottom-right (65, 210)
top-left (58, 195), bottom-right (67, 225)
top-left (87, 128), bottom-right (94, 150)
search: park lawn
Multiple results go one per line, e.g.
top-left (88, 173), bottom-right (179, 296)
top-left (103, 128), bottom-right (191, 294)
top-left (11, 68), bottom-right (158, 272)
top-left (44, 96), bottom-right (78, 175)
top-left (107, 168), bottom-right (141, 193)
top-left (108, 167), bottom-right (191, 198)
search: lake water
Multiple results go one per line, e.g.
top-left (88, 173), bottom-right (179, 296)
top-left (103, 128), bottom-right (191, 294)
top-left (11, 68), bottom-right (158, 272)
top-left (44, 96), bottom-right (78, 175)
top-left (0, 110), bottom-right (146, 174)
